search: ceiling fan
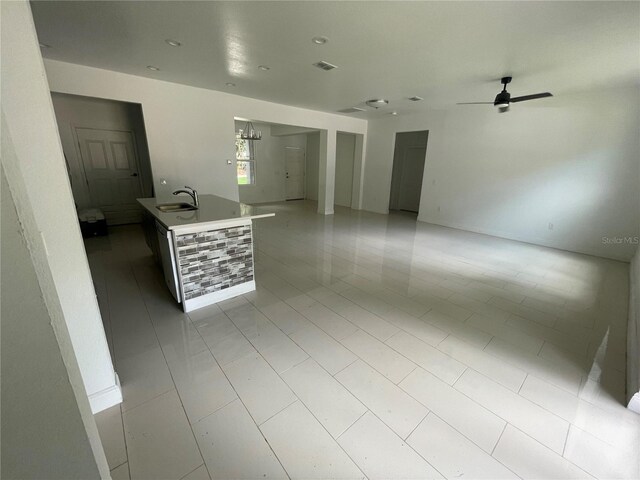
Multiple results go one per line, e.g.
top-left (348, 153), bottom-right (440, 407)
top-left (457, 77), bottom-right (552, 113)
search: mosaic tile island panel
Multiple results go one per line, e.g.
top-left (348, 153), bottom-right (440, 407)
top-left (175, 224), bottom-right (254, 300)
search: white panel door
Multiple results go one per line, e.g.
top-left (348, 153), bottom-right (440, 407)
top-left (285, 147), bottom-right (305, 200)
top-left (397, 146), bottom-right (427, 212)
top-left (76, 127), bottom-right (143, 225)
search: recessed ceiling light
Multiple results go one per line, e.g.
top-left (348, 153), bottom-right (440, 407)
top-left (39, 43), bottom-right (51, 48)
top-left (258, 65), bottom-right (270, 71)
top-left (390, 111), bottom-right (398, 116)
top-left (146, 65), bottom-right (160, 71)
top-left (165, 39), bottom-right (182, 47)
top-left (312, 36), bottom-right (329, 45)
top-left (225, 82), bottom-right (236, 87)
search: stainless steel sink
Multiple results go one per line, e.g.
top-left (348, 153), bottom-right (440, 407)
top-left (156, 202), bottom-right (198, 212)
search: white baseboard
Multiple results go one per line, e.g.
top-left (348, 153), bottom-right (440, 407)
top-left (89, 373), bottom-right (122, 414)
top-left (184, 281), bottom-right (256, 312)
top-left (628, 392), bottom-right (640, 414)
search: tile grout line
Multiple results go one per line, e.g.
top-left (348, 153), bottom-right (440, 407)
top-left (129, 259), bottom-right (214, 480)
top-left (97, 246), bottom-right (133, 478)
top-left (206, 303), bottom-right (305, 480)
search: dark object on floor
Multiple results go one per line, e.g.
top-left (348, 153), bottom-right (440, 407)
top-left (78, 208), bottom-right (107, 238)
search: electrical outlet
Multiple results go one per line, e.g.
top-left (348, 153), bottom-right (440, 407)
top-left (548, 223), bottom-right (554, 230)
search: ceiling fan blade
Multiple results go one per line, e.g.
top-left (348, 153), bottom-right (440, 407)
top-left (456, 102), bottom-right (493, 105)
top-left (510, 92), bottom-right (553, 103)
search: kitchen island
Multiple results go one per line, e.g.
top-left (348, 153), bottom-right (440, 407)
top-left (138, 194), bottom-right (274, 312)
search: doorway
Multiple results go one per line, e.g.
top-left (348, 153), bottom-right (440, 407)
top-left (51, 93), bottom-right (153, 226)
top-left (285, 146), bottom-right (305, 200)
top-left (334, 133), bottom-right (356, 208)
top-left (389, 131), bottom-right (428, 213)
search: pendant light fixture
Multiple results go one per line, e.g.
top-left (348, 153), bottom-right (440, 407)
top-left (239, 121), bottom-right (262, 141)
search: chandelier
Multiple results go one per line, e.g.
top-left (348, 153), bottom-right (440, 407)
top-left (239, 121), bottom-right (262, 141)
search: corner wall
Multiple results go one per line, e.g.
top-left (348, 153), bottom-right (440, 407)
top-left (363, 88), bottom-right (640, 260)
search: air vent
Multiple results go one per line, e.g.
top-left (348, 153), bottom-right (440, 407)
top-left (408, 96), bottom-right (423, 102)
top-left (338, 107), bottom-right (365, 114)
top-left (313, 61), bottom-right (338, 71)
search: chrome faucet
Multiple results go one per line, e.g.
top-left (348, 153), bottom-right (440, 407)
top-left (172, 185), bottom-right (199, 208)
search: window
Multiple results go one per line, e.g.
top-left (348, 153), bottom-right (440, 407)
top-left (236, 135), bottom-right (255, 185)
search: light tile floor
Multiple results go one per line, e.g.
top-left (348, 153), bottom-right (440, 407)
top-left (88, 201), bottom-right (639, 480)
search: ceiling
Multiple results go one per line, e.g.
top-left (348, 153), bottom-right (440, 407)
top-left (31, 1), bottom-right (640, 119)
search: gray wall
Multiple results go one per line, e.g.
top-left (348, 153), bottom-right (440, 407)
top-left (628, 247), bottom-right (640, 412)
top-left (334, 133), bottom-right (356, 208)
top-left (305, 131), bottom-right (320, 201)
top-left (1, 166), bottom-right (101, 479)
top-left (51, 92), bottom-right (154, 207)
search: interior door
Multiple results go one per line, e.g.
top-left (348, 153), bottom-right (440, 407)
top-left (397, 146), bottom-right (427, 212)
top-left (285, 147), bottom-right (305, 200)
top-left (76, 127), bottom-right (143, 225)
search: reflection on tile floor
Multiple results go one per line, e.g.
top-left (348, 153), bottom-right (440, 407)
top-left (88, 201), bottom-right (639, 480)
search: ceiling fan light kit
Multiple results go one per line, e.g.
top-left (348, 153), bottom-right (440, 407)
top-left (458, 76), bottom-right (552, 113)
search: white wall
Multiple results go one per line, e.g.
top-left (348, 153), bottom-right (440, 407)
top-left (2, 1), bottom-right (121, 415)
top-left (334, 133), bottom-right (356, 207)
top-left (306, 132), bottom-right (321, 201)
top-left (235, 121), bottom-right (306, 204)
top-left (1, 165), bottom-right (104, 479)
top-left (363, 88), bottom-right (640, 260)
top-left (1, 1), bottom-right (109, 476)
top-left (271, 125), bottom-right (318, 137)
top-left (44, 59), bottom-right (367, 205)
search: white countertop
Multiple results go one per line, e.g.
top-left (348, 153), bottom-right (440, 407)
top-left (137, 194), bottom-right (275, 230)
